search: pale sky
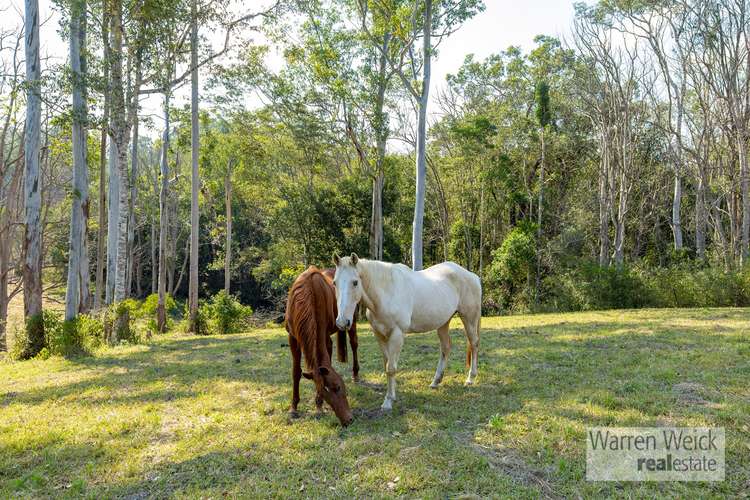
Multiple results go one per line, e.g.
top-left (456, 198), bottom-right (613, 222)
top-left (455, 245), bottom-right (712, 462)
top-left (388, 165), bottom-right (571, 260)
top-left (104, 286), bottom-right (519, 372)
top-left (2, 0), bottom-right (579, 136)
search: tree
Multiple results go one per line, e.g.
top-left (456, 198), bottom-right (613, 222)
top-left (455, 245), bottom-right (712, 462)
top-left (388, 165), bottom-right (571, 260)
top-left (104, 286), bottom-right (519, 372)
top-left (534, 79), bottom-right (550, 303)
top-left (22, 0), bottom-right (44, 357)
top-left (359, 0), bottom-right (484, 269)
top-left (65, 0), bottom-right (91, 321)
top-left (188, 0), bottom-right (200, 333)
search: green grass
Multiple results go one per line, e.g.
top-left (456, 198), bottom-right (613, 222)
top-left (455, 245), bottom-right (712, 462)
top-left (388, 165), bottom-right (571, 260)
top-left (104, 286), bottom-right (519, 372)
top-left (1, 308), bottom-right (749, 498)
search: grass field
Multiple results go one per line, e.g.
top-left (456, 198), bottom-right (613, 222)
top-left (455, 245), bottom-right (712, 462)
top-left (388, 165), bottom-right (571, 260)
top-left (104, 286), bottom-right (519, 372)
top-left (1, 308), bottom-right (749, 498)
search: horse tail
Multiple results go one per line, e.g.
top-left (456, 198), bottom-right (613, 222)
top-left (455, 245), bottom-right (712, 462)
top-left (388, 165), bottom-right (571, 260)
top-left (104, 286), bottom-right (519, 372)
top-left (336, 329), bottom-right (348, 363)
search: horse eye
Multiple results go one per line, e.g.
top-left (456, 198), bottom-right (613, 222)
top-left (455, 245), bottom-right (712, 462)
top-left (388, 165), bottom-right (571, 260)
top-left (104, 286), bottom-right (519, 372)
top-left (353, 280), bottom-right (358, 287)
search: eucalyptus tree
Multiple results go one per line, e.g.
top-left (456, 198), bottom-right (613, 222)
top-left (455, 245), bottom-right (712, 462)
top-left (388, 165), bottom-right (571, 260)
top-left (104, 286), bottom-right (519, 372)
top-left (572, 4), bottom-right (651, 268)
top-left (534, 80), bottom-right (550, 303)
top-left (22, 0), bottom-right (45, 356)
top-left (65, 0), bottom-right (91, 321)
top-left (357, 0), bottom-right (484, 270)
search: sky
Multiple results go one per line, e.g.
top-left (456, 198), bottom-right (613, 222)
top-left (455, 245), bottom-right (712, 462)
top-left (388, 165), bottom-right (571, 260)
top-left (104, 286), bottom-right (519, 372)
top-left (2, 0), bottom-right (579, 135)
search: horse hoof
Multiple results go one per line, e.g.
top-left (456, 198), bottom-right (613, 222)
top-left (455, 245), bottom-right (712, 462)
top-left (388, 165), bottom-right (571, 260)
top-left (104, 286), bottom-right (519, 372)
top-left (464, 379), bottom-right (474, 386)
top-left (429, 382), bottom-right (439, 389)
top-left (289, 410), bottom-right (300, 419)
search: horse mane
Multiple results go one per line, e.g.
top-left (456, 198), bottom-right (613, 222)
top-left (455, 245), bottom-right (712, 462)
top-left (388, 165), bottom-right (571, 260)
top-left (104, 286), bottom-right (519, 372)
top-left (356, 258), bottom-right (403, 296)
top-left (286, 266), bottom-right (337, 370)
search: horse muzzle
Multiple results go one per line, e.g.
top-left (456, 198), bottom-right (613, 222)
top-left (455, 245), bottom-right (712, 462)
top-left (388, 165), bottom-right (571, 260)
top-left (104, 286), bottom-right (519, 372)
top-left (335, 317), bottom-right (351, 330)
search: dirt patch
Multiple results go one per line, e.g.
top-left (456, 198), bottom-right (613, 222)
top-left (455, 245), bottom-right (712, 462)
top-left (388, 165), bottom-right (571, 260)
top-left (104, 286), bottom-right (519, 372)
top-left (473, 443), bottom-right (558, 498)
top-left (455, 433), bottom-right (559, 499)
top-left (673, 382), bottom-right (719, 407)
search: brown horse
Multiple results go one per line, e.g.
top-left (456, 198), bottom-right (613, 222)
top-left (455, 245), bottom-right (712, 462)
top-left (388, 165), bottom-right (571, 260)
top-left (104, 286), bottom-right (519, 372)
top-left (285, 266), bottom-right (358, 426)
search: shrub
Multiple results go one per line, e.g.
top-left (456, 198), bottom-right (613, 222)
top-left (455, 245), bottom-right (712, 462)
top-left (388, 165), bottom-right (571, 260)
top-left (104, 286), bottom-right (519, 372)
top-left (141, 293), bottom-right (177, 318)
top-left (199, 291), bottom-right (253, 335)
top-left (485, 224), bottom-right (536, 312)
top-left (10, 310), bottom-right (62, 360)
top-left (543, 261), bottom-right (650, 311)
top-left (104, 301), bottom-right (140, 344)
top-left (10, 310), bottom-right (106, 359)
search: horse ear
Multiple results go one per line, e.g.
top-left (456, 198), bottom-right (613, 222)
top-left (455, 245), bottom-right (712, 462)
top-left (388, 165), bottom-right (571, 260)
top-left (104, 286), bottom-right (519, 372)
top-left (318, 366), bottom-right (330, 376)
top-left (350, 253), bottom-right (359, 265)
top-left (333, 253), bottom-right (341, 266)
top-left (302, 372), bottom-right (313, 380)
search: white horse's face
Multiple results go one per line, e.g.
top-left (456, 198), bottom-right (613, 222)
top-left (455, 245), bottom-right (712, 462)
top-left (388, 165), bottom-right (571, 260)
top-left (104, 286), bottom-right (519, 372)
top-left (333, 253), bottom-right (362, 330)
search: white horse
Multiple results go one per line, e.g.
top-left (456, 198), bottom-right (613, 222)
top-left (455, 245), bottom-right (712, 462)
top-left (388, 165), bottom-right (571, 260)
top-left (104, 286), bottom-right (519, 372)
top-left (333, 253), bottom-right (482, 410)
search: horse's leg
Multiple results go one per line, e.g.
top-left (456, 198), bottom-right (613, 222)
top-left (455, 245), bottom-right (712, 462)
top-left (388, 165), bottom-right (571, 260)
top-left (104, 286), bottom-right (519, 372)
top-left (349, 323), bottom-right (360, 382)
top-left (289, 334), bottom-right (302, 417)
top-left (459, 310), bottom-right (480, 385)
top-left (430, 321), bottom-right (452, 388)
top-left (382, 328), bottom-right (404, 410)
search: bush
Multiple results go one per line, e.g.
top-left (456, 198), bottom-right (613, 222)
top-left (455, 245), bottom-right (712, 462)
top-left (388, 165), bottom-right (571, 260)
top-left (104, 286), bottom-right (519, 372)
top-left (485, 225), bottom-right (536, 312)
top-left (544, 262), bottom-right (650, 311)
top-left (104, 301), bottom-right (140, 344)
top-left (199, 291), bottom-right (253, 335)
top-left (141, 293), bottom-right (179, 334)
top-left (10, 310), bottom-right (104, 359)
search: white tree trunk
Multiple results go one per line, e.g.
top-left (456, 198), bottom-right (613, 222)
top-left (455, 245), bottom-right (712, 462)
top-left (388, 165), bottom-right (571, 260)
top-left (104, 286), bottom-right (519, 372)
top-left (95, 20), bottom-right (108, 309)
top-left (157, 96), bottom-right (170, 333)
top-left (224, 162), bottom-right (232, 294)
top-left (110, 0), bottom-right (129, 304)
top-left (23, 0), bottom-right (44, 354)
top-left (740, 134), bottom-right (750, 265)
top-left (671, 173), bottom-right (683, 251)
top-left (65, 0), bottom-right (90, 321)
top-left (105, 140), bottom-right (118, 304)
top-left (411, 0), bottom-right (431, 271)
top-left (188, 0), bottom-right (200, 331)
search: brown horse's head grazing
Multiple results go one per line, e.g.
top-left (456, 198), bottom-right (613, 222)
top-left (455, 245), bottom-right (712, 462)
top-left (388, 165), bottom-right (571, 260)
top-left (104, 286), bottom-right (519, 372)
top-left (302, 365), bottom-right (350, 424)
top-left (286, 267), bottom-right (353, 426)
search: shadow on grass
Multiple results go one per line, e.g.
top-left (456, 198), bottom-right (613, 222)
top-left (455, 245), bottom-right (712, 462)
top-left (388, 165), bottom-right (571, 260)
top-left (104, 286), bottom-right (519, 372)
top-left (3, 310), bottom-right (749, 497)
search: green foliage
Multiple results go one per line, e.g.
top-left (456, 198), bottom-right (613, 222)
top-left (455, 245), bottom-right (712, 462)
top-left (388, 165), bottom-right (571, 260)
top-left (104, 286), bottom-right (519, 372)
top-left (105, 301), bottom-right (140, 344)
top-left (543, 261), bottom-right (650, 311)
top-left (486, 224), bottom-right (536, 311)
top-left (539, 260), bottom-right (750, 312)
top-left (11, 310), bottom-right (105, 359)
top-left (199, 291), bottom-right (253, 335)
top-left (535, 80), bottom-right (551, 128)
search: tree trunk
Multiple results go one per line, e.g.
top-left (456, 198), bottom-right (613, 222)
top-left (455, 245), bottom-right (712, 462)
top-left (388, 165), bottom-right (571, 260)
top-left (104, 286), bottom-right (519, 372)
top-left (740, 134), bottom-right (750, 265)
top-left (369, 33), bottom-right (389, 261)
top-left (110, 0), bottom-right (130, 305)
top-left (157, 95), bottom-right (170, 333)
top-left (695, 169), bottom-right (707, 260)
top-left (369, 171), bottom-right (384, 260)
top-left (65, 0), bottom-right (90, 321)
top-left (535, 127), bottom-right (544, 305)
top-left (22, 0), bottom-right (44, 357)
top-left (151, 214), bottom-right (157, 294)
top-left (94, 10), bottom-right (109, 309)
top-left (598, 136), bottom-right (610, 267)
top-left (224, 161), bottom-right (232, 294)
top-left (126, 116), bottom-right (138, 296)
top-left (411, 0), bottom-right (431, 271)
top-left (188, 0), bottom-right (200, 332)
top-left (105, 140), bottom-right (118, 304)
top-left (671, 173), bottom-right (683, 251)
top-left (0, 164), bottom-right (21, 352)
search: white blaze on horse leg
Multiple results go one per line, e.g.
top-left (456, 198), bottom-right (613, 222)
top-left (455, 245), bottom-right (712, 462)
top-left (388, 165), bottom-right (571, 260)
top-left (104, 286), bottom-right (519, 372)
top-left (382, 329), bottom-right (404, 410)
top-left (430, 322), bottom-right (452, 388)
